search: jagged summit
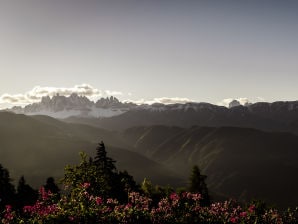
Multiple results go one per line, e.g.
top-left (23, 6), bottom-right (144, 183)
top-left (228, 100), bottom-right (241, 108)
top-left (95, 96), bottom-right (135, 108)
top-left (8, 94), bottom-right (136, 119)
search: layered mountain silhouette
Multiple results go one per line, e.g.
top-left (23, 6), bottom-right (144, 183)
top-left (7, 95), bottom-right (298, 135)
top-left (0, 112), bottom-right (182, 188)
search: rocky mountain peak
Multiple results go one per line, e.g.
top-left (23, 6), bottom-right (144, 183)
top-left (6, 94), bottom-right (136, 119)
top-left (229, 100), bottom-right (241, 108)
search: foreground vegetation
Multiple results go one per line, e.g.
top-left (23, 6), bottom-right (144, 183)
top-left (1, 142), bottom-right (298, 223)
top-left (3, 184), bottom-right (298, 224)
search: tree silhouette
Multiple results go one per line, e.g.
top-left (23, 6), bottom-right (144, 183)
top-left (189, 165), bottom-right (210, 206)
top-left (16, 176), bottom-right (38, 209)
top-left (44, 177), bottom-right (60, 199)
top-left (94, 141), bottom-right (116, 174)
top-left (0, 164), bottom-right (15, 209)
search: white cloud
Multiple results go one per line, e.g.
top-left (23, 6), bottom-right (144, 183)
top-left (104, 90), bottom-right (123, 96)
top-left (125, 97), bottom-right (193, 105)
top-left (0, 84), bottom-right (102, 105)
top-left (1, 94), bottom-right (28, 104)
top-left (153, 97), bottom-right (193, 104)
top-left (256, 96), bottom-right (265, 101)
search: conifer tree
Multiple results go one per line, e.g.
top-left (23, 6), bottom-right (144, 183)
top-left (0, 164), bottom-right (15, 209)
top-left (16, 176), bottom-right (38, 209)
top-left (93, 141), bottom-right (119, 198)
top-left (94, 141), bottom-right (116, 174)
top-left (189, 165), bottom-right (210, 206)
top-left (44, 177), bottom-right (60, 200)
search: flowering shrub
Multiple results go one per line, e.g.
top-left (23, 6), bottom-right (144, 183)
top-left (1, 183), bottom-right (298, 224)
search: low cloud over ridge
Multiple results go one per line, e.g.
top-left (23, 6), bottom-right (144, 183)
top-left (125, 97), bottom-right (194, 105)
top-left (0, 84), bottom-right (124, 106)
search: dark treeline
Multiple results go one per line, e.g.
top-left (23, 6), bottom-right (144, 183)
top-left (0, 164), bottom-right (61, 211)
top-left (0, 141), bottom-right (210, 211)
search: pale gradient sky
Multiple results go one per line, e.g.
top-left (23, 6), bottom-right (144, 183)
top-left (0, 0), bottom-right (297, 107)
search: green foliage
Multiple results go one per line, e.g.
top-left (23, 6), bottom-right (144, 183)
top-left (62, 142), bottom-right (138, 201)
top-left (141, 178), bottom-right (174, 205)
top-left (63, 151), bottom-right (105, 196)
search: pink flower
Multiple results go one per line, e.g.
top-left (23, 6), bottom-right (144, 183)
top-left (95, 197), bottom-right (103, 205)
top-left (23, 205), bottom-right (33, 213)
top-left (230, 217), bottom-right (238, 223)
top-left (248, 205), bottom-right (256, 213)
top-left (125, 203), bottom-right (132, 210)
top-left (170, 192), bottom-right (179, 201)
top-left (82, 182), bottom-right (91, 188)
top-left (191, 193), bottom-right (201, 201)
top-left (240, 211), bottom-right (247, 217)
top-left (39, 187), bottom-right (49, 200)
top-left (5, 205), bottom-right (12, 213)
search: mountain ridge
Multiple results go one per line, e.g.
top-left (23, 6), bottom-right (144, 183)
top-left (5, 94), bottom-right (298, 125)
top-left (63, 100), bottom-right (298, 135)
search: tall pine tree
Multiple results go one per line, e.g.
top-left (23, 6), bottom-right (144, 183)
top-left (189, 165), bottom-right (210, 206)
top-left (16, 176), bottom-right (38, 209)
top-left (94, 141), bottom-right (116, 174)
top-left (44, 177), bottom-right (60, 201)
top-left (93, 141), bottom-right (119, 198)
top-left (0, 164), bottom-right (15, 209)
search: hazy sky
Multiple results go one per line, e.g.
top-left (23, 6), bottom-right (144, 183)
top-left (0, 0), bottom-right (297, 107)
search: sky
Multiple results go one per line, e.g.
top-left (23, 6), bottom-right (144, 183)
top-left (0, 0), bottom-right (297, 108)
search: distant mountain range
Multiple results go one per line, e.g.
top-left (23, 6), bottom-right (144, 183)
top-left (5, 95), bottom-right (298, 130)
top-left (6, 94), bottom-right (298, 134)
top-left (65, 99), bottom-right (298, 135)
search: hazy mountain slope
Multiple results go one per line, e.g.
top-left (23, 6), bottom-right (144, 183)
top-left (64, 101), bottom-right (298, 136)
top-left (106, 146), bottom-right (184, 187)
top-left (0, 112), bottom-right (182, 187)
top-left (122, 126), bottom-right (183, 156)
top-left (30, 114), bottom-right (126, 146)
top-left (121, 125), bottom-right (298, 208)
